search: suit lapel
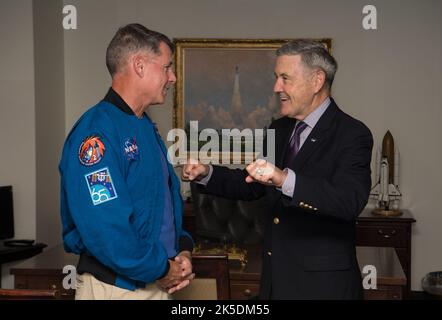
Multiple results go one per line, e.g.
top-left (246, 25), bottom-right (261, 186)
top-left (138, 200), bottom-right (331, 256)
top-left (292, 100), bottom-right (339, 172)
top-left (292, 128), bottom-right (327, 172)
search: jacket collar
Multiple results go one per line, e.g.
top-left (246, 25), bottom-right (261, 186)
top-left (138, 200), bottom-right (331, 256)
top-left (102, 87), bottom-right (135, 115)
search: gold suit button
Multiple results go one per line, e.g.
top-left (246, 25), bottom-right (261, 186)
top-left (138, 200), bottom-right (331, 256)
top-left (313, 207), bottom-right (318, 211)
top-left (273, 217), bottom-right (280, 225)
top-left (308, 205), bottom-right (313, 209)
top-left (299, 202), bottom-right (304, 206)
top-left (267, 251), bottom-right (272, 256)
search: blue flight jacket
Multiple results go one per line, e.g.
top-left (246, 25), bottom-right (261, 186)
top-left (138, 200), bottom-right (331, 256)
top-left (59, 94), bottom-right (192, 290)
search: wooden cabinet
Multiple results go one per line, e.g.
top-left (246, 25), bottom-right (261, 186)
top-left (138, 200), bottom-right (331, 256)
top-left (228, 245), bottom-right (261, 300)
top-left (356, 209), bottom-right (415, 296)
top-left (230, 281), bottom-right (260, 299)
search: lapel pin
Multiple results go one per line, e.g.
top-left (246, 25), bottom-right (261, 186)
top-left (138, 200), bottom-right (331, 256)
top-left (311, 138), bottom-right (317, 143)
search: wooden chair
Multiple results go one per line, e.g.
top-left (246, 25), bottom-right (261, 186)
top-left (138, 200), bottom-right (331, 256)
top-left (173, 254), bottom-right (230, 300)
top-left (0, 288), bottom-right (60, 300)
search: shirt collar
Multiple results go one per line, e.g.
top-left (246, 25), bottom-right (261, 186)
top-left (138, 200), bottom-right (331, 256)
top-left (102, 87), bottom-right (135, 115)
top-left (302, 96), bottom-right (331, 129)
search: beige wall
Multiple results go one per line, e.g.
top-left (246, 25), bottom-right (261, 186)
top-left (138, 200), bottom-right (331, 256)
top-left (1, 0), bottom-right (66, 288)
top-left (0, 0), bottom-right (440, 291)
top-left (0, 0), bottom-right (36, 287)
top-left (34, 0), bottom-right (65, 249)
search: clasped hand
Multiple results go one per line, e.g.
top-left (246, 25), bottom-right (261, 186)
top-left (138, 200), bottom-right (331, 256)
top-left (156, 251), bottom-right (195, 294)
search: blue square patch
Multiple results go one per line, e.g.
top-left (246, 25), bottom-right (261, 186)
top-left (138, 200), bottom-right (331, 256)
top-left (84, 167), bottom-right (118, 205)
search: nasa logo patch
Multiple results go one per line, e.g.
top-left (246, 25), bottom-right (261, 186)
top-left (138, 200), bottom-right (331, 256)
top-left (124, 137), bottom-right (139, 160)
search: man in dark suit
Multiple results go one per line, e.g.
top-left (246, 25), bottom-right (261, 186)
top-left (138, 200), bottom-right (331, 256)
top-left (182, 39), bottom-right (373, 299)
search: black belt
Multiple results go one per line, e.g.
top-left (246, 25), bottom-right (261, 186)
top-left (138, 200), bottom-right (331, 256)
top-left (77, 253), bottom-right (117, 286)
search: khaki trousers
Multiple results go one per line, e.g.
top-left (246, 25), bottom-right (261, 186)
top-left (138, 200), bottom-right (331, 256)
top-left (75, 273), bottom-right (171, 300)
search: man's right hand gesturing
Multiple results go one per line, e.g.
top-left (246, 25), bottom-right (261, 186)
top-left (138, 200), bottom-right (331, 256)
top-left (181, 159), bottom-right (209, 182)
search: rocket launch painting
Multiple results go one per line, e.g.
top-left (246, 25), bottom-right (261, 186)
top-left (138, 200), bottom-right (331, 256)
top-left (173, 39), bottom-right (331, 159)
top-left (173, 39), bottom-right (331, 132)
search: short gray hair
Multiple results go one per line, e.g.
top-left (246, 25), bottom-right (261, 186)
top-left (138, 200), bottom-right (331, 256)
top-left (106, 23), bottom-right (174, 77)
top-left (276, 39), bottom-right (337, 90)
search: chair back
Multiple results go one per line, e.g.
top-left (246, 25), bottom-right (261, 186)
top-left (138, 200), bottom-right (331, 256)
top-left (190, 182), bottom-right (267, 245)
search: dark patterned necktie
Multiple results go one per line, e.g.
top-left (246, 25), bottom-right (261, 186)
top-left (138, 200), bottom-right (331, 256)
top-left (283, 121), bottom-right (308, 167)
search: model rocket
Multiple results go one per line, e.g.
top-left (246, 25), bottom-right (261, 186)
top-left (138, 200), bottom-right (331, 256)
top-left (370, 131), bottom-right (401, 211)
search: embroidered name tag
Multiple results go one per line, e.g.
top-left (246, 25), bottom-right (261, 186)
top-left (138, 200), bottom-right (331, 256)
top-left (84, 167), bottom-right (117, 205)
top-left (124, 137), bottom-right (139, 160)
top-left (78, 135), bottom-right (105, 166)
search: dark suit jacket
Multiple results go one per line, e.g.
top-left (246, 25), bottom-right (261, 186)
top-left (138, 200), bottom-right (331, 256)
top-left (200, 98), bottom-right (373, 299)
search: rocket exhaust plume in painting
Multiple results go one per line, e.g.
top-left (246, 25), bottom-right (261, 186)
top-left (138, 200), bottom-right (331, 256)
top-left (370, 131), bottom-right (402, 217)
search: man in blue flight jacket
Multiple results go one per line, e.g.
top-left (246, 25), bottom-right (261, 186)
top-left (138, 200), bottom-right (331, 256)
top-left (59, 24), bottom-right (194, 299)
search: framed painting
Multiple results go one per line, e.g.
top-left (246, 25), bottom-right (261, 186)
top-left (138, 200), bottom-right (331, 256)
top-left (173, 38), bottom-right (331, 163)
